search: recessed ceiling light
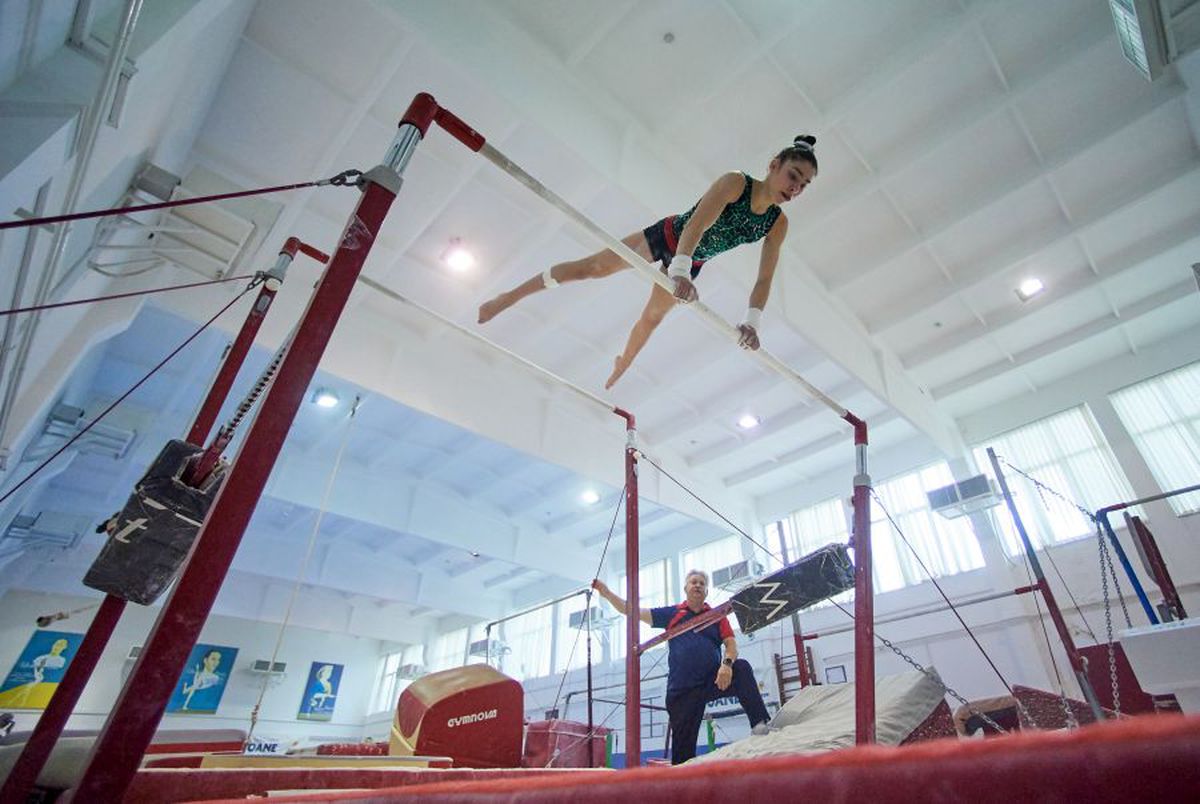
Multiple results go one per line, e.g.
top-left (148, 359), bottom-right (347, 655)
top-left (580, 489), bottom-right (601, 506)
top-left (312, 387), bottom-right (340, 408)
top-left (442, 238), bottom-right (475, 272)
top-left (737, 414), bottom-right (761, 430)
top-left (1015, 278), bottom-right (1045, 302)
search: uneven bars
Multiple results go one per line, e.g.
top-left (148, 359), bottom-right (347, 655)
top-left (421, 93), bottom-right (873, 746)
top-left (359, 276), bottom-right (615, 414)
top-left (476, 144), bottom-right (848, 419)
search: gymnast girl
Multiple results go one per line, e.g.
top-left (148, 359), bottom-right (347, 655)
top-left (477, 136), bottom-right (818, 388)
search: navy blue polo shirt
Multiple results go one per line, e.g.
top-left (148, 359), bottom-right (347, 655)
top-left (650, 602), bottom-right (734, 695)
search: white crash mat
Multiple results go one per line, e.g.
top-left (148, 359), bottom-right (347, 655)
top-left (690, 669), bottom-right (947, 763)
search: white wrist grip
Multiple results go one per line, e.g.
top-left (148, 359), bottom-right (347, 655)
top-left (667, 254), bottom-right (693, 280)
top-left (743, 307), bottom-right (762, 329)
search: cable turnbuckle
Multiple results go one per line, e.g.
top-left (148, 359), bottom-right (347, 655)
top-left (322, 169), bottom-right (365, 188)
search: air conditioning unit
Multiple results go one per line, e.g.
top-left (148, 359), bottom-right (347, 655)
top-left (468, 639), bottom-right (509, 658)
top-left (568, 607), bottom-right (608, 629)
top-left (712, 559), bottom-right (764, 590)
top-left (398, 663), bottom-right (425, 679)
top-left (250, 659), bottom-right (287, 674)
top-left (927, 474), bottom-right (1002, 520)
top-left (126, 645), bottom-right (142, 661)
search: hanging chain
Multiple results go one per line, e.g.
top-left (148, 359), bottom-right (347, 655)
top-left (1097, 525), bottom-right (1122, 718)
top-left (831, 602), bottom-right (1011, 736)
top-left (999, 458), bottom-right (1096, 522)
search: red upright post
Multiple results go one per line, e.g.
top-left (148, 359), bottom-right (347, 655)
top-left (64, 97), bottom-right (428, 801)
top-left (846, 413), bottom-right (874, 744)
top-left (185, 239), bottom-right (317, 445)
top-left (987, 447), bottom-right (1106, 721)
top-left (614, 408), bottom-right (640, 768)
top-left (793, 627), bottom-right (811, 688)
top-left (0, 246), bottom-right (307, 801)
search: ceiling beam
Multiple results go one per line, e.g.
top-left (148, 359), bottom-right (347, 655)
top-left (795, 24), bottom-right (1116, 240)
top-left (832, 87), bottom-right (1187, 293)
top-left (902, 217), bottom-right (1200, 369)
top-left (931, 279), bottom-right (1198, 399)
top-left (871, 162), bottom-right (1200, 334)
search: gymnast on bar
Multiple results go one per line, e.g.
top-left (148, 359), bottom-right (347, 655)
top-left (477, 136), bottom-right (819, 388)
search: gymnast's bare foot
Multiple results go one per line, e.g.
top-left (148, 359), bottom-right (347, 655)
top-left (478, 293), bottom-right (512, 324)
top-left (605, 355), bottom-right (631, 389)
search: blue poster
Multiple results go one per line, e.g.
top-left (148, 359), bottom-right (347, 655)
top-left (166, 643), bottom-right (238, 714)
top-left (0, 630), bottom-right (84, 710)
top-left (298, 662), bottom-right (342, 721)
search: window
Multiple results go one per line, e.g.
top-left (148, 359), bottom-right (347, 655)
top-left (372, 643), bottom-right (423, 713)
top-left (613, 559), bottom-right (670, 659)
top-left (554, 599), bottom-right (595, 673)
top-left (768, 462), bottom-right (985, 598)
top-left (1109, 362), bottom-right (1200, 515)
top-left (974, 406), bottom-right (1137, 554)
top-left (869, 463), bottom-right (984, 590)
top-left (768, 497), bottom-right (850, 562)
top-left (681, 534), bottom-right (743, 604)
top-left (501, 604), bottom-right (553, 681)
top-left (427, 627), bottom-right (468, 672)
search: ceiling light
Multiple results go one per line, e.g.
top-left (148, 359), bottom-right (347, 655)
top-left (737, 414), bottom-right (761, 430)
top-left (580, 489), bottom-right (601, 506)
top-left (312, 387), bottom-right (340, 408)
top-left (442, 238), bottom-right (475, 272)
top-left (1015, 278), bottom-right (1045, 302)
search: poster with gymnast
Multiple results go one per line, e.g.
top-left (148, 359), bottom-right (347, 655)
top-left (166, 643), bottom-right (238, 715)
top-left (0, 630), bottom-right (84, 709)
top-left (297, 661), bottom-right (342, 721)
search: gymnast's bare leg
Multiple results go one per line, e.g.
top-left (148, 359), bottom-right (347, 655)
top-left (477, 232), bottom-right (654, 323)
top-left (605, 284), bottom-right (676, 389)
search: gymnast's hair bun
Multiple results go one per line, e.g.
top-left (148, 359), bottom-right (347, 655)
top-left (793, 135), bottom-right (816, 149)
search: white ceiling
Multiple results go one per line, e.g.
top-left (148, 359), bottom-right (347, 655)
top-left (2, 0), bottom-right (1199, 641)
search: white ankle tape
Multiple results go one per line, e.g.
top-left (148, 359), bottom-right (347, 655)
top-left (542, 268), bottom-right (559, 288)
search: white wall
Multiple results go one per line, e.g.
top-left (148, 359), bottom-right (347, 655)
top-left (0, 588), bottom-right (385, 745)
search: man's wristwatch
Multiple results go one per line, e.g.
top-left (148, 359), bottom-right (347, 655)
top-left (721, 657), bottom-right (734, 667)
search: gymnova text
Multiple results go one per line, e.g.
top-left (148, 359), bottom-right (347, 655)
top-left (447, 709), bottom-right (499, 728)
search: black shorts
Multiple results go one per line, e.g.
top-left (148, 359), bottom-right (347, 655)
top-left (643, 216), bottom-right (705, 279)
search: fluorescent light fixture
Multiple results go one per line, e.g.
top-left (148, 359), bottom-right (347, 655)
top-left (580, 489), bottom-right (601, 506)
top-left (737, 414), bottom-right (761, 430)
top-left (312, 388), bottom-right (340, 408)
top-left (442, 238), bottom-right (476, 272)
top-left (1015, 278), bottom-right (1045, 302)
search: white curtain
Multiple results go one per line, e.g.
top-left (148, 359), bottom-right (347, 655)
top-left (869, 463), bottom-right (985, 590)
top-left (501, 605), bottom-right (553, 681)
top-left (555, 599), bottom-right (594, 673)
top-left (974, 405), bottom-right (1136, 554)
top-left (1109, 361), bottom-right (1200, 515)
top-left (613, 559), bottom-right (669, 659)
top-left (426, 627), bottom-right (468, 672)
top-left (681, 534), bottom-right (744, 604)
top-left (772, 462), bottom-right (984, 598)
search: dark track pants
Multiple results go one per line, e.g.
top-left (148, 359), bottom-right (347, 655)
top-left (664, 658), bottom-right (769, 764)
